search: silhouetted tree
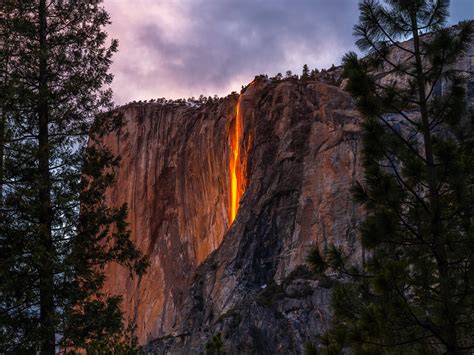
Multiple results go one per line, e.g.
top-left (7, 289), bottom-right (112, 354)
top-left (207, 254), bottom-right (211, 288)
top-left (310, 68), bottom-right (319, 79)
top-left (310, 0), bottom-right (474, 353)
top-left (302, 64), bottom-right (310, 80)
top-left (0, 1), bottom-right (147, 352)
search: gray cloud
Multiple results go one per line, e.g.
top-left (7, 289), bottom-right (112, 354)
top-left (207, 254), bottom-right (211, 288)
top-left (105, 0), bottom-right (472, 104)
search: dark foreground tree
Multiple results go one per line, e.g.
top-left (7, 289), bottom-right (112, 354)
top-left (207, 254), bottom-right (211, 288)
top-left (309, 0), bottom-right (474, 353)
top-left (0, 0), bottom-right (148, 352)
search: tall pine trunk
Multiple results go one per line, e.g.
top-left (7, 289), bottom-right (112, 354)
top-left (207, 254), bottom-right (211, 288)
top-left (0, 104), bottom-right (5, 205)
top-left (0, 6), bottom-right (8, 205)
top-left (410, 10), bottom-right (458, 354)
top-left (38, 0), bottom-right (55, 352)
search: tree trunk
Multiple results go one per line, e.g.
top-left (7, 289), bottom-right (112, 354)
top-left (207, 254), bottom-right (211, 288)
top-left (0, 103), bottom-right (5, 206)
top-left (0, 6), bottom-right (9, 206)
top-left (410, 10), bottom-right (458, 353)
top-left (38, 0), bottom-right (55, 353)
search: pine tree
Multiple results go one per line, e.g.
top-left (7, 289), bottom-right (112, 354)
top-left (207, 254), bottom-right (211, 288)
top-left (0, 1), bottom-right (147, 352)
top-left (310, 1), bottom-right (474, 353)
top-left (302, 64), bottom-right (310, 80)
top-left (310, 68), bottom-right (319, 79)
top-left (206, 333), bottom-right (227, 355)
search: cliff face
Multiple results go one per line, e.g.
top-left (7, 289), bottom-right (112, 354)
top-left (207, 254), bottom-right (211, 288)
top-left (102, 77), bottom-right (364, 352)
top-left (101, 97), bottom-right (238, 342)
top-left (101, 32), bottom-right (473, 353)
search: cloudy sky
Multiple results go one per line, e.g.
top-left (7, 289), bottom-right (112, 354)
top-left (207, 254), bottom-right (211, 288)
top-left (105, 0), bottom-right (473, 104)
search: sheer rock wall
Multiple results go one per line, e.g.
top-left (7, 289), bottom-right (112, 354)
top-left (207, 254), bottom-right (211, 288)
top-left (102, 78), bottom-right (364, 352)
top-left (101, 32), bottom-right (473, 353)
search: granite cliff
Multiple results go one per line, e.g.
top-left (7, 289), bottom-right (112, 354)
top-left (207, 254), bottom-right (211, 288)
top-left (101, 76), bottom-right (364, 353)
top-left (101, 33), bottom-right (474, 354)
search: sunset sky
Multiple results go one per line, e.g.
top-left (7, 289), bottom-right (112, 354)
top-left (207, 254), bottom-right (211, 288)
top-left (105, 0), bottom-right (473, 104)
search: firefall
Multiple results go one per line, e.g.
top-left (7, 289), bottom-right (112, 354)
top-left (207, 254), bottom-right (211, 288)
top-left (230, 97), bottom-right (242, 223)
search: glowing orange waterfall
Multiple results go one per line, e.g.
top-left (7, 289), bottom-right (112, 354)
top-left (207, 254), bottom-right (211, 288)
top-left (230, 97), bottom-right (243, 223)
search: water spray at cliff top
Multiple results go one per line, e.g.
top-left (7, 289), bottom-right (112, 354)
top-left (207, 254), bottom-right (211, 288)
top-left (230, 96), bottom-right (243, 223)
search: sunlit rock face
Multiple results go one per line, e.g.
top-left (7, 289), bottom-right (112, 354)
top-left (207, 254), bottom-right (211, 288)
top-left (101, 76), bottom-right (365, 351)
top-left (101, 97), bottom-right (244, 343)
top-left (101, 29), bottom-right (474, 353)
